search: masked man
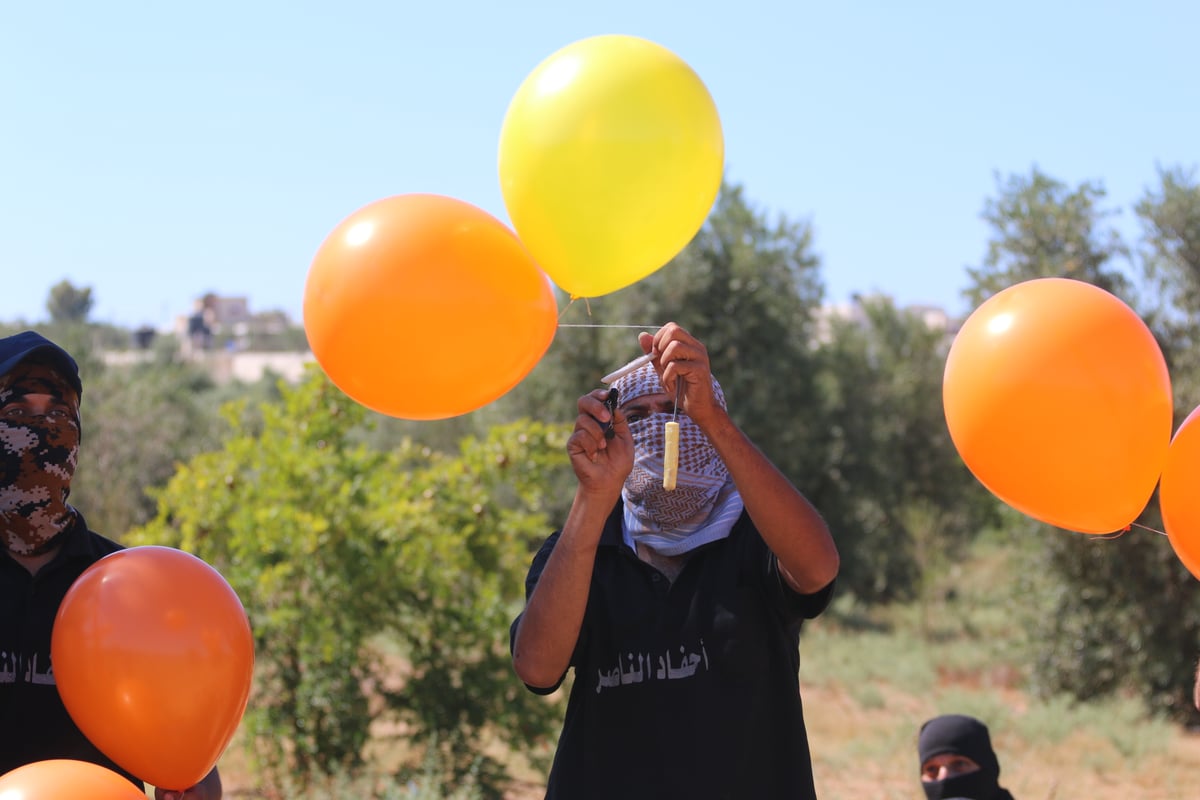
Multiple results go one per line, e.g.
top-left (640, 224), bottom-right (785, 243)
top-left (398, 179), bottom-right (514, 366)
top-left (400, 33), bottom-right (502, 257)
top-left (510, 322), bottom-right (840, 800)
top-left (918, 714), bottom-right (1016, 800)
top-left (0, 330), bottom-right (222, 799)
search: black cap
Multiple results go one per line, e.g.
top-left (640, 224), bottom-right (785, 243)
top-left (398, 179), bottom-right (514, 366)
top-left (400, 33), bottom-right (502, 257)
top-left (0, 331), bottom-right (84, 398)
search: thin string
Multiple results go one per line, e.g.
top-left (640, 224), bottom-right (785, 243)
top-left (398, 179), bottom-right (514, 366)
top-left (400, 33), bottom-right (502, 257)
top-left (1094, 521), bottom-right (1168, 540)
top-left (557, 295), bottom-right (588, 321)
top-left (556, 295), bottom-right (661, 328)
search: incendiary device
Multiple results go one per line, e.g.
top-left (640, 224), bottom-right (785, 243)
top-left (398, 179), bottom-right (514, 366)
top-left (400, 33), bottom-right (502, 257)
top-left (663, 380), bottom-right (680, 491)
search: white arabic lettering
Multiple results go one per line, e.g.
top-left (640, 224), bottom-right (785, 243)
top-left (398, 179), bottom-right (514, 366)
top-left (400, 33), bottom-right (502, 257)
top-left (595, 639), bottom-right (710, 693)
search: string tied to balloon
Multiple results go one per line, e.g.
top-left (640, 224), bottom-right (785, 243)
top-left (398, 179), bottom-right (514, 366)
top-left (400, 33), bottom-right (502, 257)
top-left (1095, 521), bottom-right (1167, 541)
top-left (556, 294), bottom-right (662, 330)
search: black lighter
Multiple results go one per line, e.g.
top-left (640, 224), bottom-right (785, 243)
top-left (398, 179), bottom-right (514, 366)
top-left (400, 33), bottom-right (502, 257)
top-left (602, 387), bottom-right (619, 439)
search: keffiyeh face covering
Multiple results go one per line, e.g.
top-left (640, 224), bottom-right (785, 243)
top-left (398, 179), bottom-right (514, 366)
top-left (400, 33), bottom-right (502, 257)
top-left (613, 363), bottom-right (743, 556)
top-left (0, 365), bottom-right (80, 556)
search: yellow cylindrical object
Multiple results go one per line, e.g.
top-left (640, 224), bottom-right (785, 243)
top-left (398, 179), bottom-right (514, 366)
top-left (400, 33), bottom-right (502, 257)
top-left (663, 421), bottom-right (679, 490)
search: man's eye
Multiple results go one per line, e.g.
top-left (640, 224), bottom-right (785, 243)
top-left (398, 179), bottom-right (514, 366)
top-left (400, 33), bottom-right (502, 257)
top-left (625, 412), bottom-right (646, 424)
top-left (0, 406), bottom-right (22, 418)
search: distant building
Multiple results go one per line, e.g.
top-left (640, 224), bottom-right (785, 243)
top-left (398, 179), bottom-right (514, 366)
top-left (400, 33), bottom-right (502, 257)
top-left (101, 348), bottom-right (315, 385)
top-left (176, 293), bottom-right (248, 349)
top-left (107, 292), bottom-right (317, 384)
top-left (174, 293), bottom-right (305, 356)
top-left (812, 294), bottom-right (959, 345)
top-left (201, 350), bottom-right (315, 384)
top-left (905, 304), bottom-right (957, 334)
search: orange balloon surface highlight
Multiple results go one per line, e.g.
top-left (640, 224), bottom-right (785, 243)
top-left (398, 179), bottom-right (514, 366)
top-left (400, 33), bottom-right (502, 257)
top-left (303, 193), bottom-right (559, 419)
top-left (0, 759), bottom-right (148, 800)
top-left (943, 278), bottom-right (1172, 534)
top-left (51, 547), bottom-right (254, 791)
top-left (1161, 405), bottom-right (1200, 580)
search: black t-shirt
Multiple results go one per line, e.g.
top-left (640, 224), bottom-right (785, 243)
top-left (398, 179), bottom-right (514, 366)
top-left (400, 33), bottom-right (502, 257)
top-left (0, 514), bottom-right (143, 788)
top-left (511, 505), bottom-right (835, 800)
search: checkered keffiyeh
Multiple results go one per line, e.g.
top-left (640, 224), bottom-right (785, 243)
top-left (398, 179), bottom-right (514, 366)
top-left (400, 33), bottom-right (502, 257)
top-left (612, 362), bottom-right (744, 556)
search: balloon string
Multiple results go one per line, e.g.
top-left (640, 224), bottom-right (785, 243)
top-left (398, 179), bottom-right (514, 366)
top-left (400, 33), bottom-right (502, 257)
top-left (556, 296), bottom-right (661, 328)
top-left (1094, 522), bottom-right (1168, 540)
top-left (557, 295), bottom-right (589, 321)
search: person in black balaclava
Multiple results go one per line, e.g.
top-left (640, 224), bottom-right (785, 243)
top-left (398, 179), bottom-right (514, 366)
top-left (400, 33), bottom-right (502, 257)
top-left (918, 714), bottom-right (1015, 800)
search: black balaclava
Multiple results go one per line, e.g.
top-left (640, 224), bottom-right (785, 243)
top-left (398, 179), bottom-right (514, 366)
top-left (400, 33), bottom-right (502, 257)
top-left (918, 714), bottom-right (1012, 800)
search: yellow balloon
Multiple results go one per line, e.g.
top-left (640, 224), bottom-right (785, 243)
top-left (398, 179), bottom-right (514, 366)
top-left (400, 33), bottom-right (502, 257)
top-left (499, 35), bottom-right (724, 298)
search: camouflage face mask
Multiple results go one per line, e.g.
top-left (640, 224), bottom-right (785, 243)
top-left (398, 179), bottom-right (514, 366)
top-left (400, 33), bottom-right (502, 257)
top-left (0, 365), bottom-right (81, 556)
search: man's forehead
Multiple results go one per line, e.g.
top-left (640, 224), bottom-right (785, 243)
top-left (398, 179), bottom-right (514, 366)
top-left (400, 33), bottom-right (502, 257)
top-left (612, 363), bottom-right (665, 406)
top-left (619, 392), bottom-right (671, 410)
top-left (923, 753), bottom-right (978, 766)
top-left (2, 360), bottom-right (77, 396)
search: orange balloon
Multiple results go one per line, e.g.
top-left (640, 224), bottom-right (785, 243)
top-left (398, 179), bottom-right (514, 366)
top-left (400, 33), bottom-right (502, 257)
top-left (943, 278), bottom-right (1172, 533)
top-left (0, 759), bottom-right (148, 800)
top-left (51, 547), bottom-right (254, 791)
top-left (1162, 405), bottom-right (1200, 579)
top-left (303, 193), bottom-right (559, 420)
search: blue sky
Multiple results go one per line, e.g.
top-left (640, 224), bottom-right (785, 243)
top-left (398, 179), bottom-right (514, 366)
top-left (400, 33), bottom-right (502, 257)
top-left (3, 1), bottom-right (1197, 329)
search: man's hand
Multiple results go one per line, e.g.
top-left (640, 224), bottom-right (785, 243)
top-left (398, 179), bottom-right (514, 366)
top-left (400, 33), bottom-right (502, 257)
top-left (641, 322), bottom-right (722, 427)
top-left (568, 388), bottom-right (634, 497)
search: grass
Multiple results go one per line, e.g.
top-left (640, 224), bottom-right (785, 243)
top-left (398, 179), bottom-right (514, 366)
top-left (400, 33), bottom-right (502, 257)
top-left (797, 535), bottom-right (1199, 800)
top-left (219, 535), bottom-right (1200, 799)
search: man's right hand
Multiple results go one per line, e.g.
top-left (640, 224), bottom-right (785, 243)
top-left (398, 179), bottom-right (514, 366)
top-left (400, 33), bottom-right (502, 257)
top-left (567, 388), bottom-right (634, 496)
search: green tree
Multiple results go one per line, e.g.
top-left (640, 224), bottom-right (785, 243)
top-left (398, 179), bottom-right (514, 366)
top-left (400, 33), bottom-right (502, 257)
top-left (46, 280), bottom-right (94, 323)
top-left (72, 359), bottom-right (227, 537)
top-left (1137, 165), bottom-right (1200, 404)
top-left (968, 166), bottom-right (1200, 720)
top-left (1020, 513), bottom-right (1200, 721)
top-left (129, 368), bottom-right (565, 795)
top-left (372, 420), bottom-right (569, 792)
top-left (964, 167), bottom-right (1130, 309)
top-left (811, 297), bottom-right (998, 602)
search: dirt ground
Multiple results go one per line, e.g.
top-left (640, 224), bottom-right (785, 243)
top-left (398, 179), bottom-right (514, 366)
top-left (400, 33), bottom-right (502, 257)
top-left (802, 683), bottom-right (1200, 800)
top-left (219, 679), bottom-right (1200, 799)
top-left (497, 681), bottom-right (1200, 800)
